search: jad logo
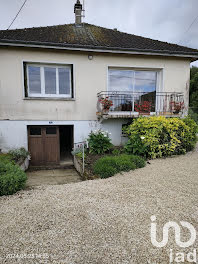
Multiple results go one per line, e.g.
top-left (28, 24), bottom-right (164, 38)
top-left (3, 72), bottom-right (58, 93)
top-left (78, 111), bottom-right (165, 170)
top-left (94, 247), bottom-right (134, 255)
top-left (150, 215), bottom-right (197, 263)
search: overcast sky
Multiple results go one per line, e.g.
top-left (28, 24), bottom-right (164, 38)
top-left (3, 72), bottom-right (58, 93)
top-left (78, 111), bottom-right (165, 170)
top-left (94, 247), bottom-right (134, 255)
top-left (0, 0), bottom-right (197, 66)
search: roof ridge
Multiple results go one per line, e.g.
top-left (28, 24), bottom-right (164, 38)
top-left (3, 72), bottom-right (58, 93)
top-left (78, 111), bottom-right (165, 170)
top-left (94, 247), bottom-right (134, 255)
top-left (0, 23), bottom-right (76, 32)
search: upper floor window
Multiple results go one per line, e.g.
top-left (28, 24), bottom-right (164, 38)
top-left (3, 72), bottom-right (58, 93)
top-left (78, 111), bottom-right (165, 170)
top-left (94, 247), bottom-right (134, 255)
top-left (108, 68), bottom-right (157, 93)
top-left (24, 63), bottom-right (73, 98)
top-left (108, 68), bottom-right (158, 112)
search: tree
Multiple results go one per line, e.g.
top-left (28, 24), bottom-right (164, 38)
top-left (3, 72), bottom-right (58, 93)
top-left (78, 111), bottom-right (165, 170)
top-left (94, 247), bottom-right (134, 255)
top-left (189, 66), bottom-right (198, 124)
top-left (190, 66), bottom-right (198, 108)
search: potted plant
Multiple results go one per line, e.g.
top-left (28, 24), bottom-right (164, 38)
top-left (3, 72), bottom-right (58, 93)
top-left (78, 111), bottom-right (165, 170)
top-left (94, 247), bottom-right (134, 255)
top-left (99, 97), bottom-right (113, 113)
top-left (134, 101), bottom-right (152, 115)
top-left (170, 101), bottom-right (184, 114)
top-left (121, 101), bottom-right (132, 111)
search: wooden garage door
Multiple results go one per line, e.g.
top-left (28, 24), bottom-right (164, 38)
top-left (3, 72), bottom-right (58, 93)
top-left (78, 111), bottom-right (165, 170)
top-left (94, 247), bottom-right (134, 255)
top-left (28, 126), bottom-right (60, 166)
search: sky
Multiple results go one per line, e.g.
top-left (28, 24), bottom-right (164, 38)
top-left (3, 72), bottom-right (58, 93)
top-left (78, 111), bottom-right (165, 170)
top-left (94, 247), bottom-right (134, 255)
top-left (0, 0), bottom-right (198, 66)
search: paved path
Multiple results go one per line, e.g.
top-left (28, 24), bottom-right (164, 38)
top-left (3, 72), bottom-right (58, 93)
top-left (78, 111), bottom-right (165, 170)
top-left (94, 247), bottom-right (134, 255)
top-left (27, 168), bottom-right (81, 187)
top-left (0, 149), bottom-right (198, 263)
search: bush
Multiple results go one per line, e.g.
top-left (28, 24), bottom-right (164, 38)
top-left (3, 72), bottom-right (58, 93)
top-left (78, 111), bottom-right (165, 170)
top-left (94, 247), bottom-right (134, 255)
top-left (87, 130), bottom-right (113, 154)
top-left (0, 161), bottom-right (27, 196)
top-left (112, 148), bottom-right (121, 156)
top-left (93, 161), bottom-right (117, 178)
top-left (8, 147), bottom-right (30, 162)
top-left (75, 151), bottom-right (87, 160)
top-left (93, 154), bottom-right (145, 178)
top-left (125, 116), bottom-right (198, 159)
top-left (114, 155), bottom-right (136, 172)
top-left (182, 116), bottom-right (198, 150)
top-left (188, 108), bottom-right (198, 125)
top-left (0, 154), bottom-right (13, 164)
top-left (129, 155), bottom-right (146, 168)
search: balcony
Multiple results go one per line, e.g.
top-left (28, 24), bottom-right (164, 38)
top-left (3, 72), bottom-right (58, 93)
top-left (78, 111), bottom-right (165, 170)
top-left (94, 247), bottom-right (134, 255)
top-left (97, 91), bottom-right (184, 120)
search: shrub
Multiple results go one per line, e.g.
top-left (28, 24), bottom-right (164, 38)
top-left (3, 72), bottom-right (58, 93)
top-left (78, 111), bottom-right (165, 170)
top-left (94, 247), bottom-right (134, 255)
top-left (189, 109), bottom-right (198, 125)
top-left (75, 151), bottom-right (87, 160)
top-left (182, 116), bottom-right (198, 151)
top-left (71, 146), bottom-right (84, 156)
top-left (0, 161), bottom-right (27, 196)
top-left (93, 154), bottom-right (145, 178)
top-left (114, 155), bottom-right (136, 172)
top-left (112, 148), bottom-right (121, 156)
top-left (8, 147), bottom-right (30, 162)
top-left (0, 154), bottom-right (13, 164)
top-left (128, 155), bottom-right (146, 168)
top-left (87, 130), bottom-right (113, 154)
top-left (93, 161), bottom-right (117, 178)
top-left (93, 156), bottom-right (118, 178)
top-left (125, 116), bottom-right (198, 159)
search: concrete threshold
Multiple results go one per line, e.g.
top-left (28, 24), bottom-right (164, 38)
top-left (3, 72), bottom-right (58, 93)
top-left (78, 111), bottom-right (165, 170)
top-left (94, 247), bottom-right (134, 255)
top-left (26, 168), bottom-right (82, 187)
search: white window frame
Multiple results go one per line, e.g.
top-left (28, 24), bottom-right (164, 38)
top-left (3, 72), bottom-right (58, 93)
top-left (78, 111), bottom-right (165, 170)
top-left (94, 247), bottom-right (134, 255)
top-left (26, 63), bottom-right (72, 98)
top-left (107, 67), bottom-right (162, 114)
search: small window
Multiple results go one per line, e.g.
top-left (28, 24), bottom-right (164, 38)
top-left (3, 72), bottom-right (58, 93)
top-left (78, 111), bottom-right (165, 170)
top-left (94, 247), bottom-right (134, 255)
top-left (25, 63), bottom-right (73, 98)
top-left (30, 127), bottom-right (41, 135)
top-left (46, 127), bottom-right (57, 134)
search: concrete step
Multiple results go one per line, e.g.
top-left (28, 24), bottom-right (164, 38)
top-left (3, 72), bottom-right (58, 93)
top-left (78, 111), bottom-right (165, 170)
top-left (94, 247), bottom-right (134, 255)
top-left (28, 164), bottom-right (74, 171)
top-left (26, 168), bottom-right (81, 187)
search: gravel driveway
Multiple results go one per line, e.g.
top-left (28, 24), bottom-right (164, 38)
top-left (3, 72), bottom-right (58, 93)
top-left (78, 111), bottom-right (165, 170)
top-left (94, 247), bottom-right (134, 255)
top-left (0, 148), bottom-right (198, 264)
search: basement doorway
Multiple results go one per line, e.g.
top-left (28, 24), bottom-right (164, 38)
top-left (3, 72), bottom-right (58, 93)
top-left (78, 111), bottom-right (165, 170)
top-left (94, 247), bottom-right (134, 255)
top-left (59, 125), bottom-right (73, 165)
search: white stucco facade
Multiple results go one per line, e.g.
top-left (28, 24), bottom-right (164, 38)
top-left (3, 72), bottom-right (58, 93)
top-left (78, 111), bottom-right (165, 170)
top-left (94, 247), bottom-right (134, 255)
top-left (0, 47), bottom-right (191, 121)
top-left (0, 46), bottom-right (192, 152)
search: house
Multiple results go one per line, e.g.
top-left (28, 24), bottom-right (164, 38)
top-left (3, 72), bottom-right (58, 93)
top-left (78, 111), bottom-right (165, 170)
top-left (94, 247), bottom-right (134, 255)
top-left (0, 0), bottom-right (198, 166)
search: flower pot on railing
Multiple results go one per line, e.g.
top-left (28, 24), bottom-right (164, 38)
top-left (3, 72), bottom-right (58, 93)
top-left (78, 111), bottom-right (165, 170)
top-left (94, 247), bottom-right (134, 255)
top-left (101, 108), bottom-right (110, 119)
top-left (102, 108), bottom-right (110, 114)
top-left (99, 97), bottom-right (113, 115)
top-left (135, 101), bottom-right (152, 115)
top-left (170, 101), bottom-right (184, 115)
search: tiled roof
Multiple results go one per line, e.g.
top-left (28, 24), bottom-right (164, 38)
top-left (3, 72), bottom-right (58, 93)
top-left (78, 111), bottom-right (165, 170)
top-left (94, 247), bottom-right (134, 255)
top-left (0, 23), bottom-right (198, 57)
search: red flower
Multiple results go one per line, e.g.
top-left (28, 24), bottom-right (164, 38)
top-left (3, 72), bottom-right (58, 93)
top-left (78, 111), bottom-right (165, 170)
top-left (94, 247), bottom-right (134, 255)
top-left (135, 101), bottom-right (152, 113)
top-left (170, 101), bottom-right (184, 112)
top-left (100, 97), bottom-right (113, 110)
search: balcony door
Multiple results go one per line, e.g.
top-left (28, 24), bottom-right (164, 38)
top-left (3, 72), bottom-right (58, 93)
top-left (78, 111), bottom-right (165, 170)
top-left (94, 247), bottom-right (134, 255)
top-left (108, 68), bottom-right (157, 112)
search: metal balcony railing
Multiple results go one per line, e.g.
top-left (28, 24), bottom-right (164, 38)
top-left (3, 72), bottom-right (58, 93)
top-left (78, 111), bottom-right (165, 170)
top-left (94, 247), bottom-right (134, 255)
top-left (97, 91), bottom-right (184, 117)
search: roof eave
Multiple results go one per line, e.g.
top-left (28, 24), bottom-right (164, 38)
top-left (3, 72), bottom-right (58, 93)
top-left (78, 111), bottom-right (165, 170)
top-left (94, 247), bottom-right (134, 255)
top-left (0, 39), bottom-right (198, 60)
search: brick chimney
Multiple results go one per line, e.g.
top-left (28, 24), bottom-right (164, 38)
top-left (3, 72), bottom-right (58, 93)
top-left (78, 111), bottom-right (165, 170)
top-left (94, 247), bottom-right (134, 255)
top-left (74, 0), bottom-right (83, 25)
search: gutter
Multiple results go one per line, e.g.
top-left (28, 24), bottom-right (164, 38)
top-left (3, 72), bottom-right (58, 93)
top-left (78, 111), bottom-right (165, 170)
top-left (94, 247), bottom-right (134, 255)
top-left (0, 39), bottom-right (198, 60)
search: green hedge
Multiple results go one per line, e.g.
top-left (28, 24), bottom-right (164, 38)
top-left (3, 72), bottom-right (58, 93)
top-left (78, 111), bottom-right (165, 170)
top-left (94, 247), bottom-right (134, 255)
top-left (0, 155), bottom-right (27, 196)
top-left (93, 154), bottom-right (145, 178)
top-left (125, 116), bottom-right (198, 159)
